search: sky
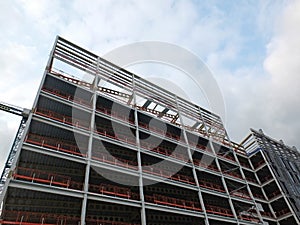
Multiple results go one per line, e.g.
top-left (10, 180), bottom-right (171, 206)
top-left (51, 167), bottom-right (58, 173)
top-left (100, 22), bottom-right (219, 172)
top-left (0, 0), bottom-right (300, 171)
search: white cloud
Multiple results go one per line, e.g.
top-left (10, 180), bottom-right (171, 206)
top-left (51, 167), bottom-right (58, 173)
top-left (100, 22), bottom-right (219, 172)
top-left (0, 42), bottom-right (41, 107)
top-left (213, 0), bottom-right (300, 149)
top-left (262, 0), bottom-right (300, 146)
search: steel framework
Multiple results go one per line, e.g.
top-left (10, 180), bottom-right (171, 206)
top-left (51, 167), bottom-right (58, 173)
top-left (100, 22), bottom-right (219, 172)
top-left (0, 36), bottom-right (299, 225)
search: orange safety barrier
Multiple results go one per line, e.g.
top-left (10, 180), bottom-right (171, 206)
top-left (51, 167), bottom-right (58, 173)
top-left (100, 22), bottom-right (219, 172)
top-left (205, 205), bottom-right (234, 218)
top-left (140, 142), bottom-right (189, 162)
top-left (260, 211), bottom-right (274, 218)
top-left (92, 152), bottom-right (138, 170)
top-left (15, 167), bottom-right (83, 191)
top-left (50, 71), bottom-right (92, 89)
top-left (68, 181), bottom-right (84, 190)
top-left (189, 141), bottom-right (212, 153)
top-left (217, 153), bottom-right (235, 162)
top-left (89, 183), bottom-right (139, 200)
top-left (13, 167), bottom-right (71, 188)
top-left (260, 175), bottom-right (273, 183)
top-left (199, 180), bottom-right (225, 193)
top-left (223, 171), bottom-right (243, 180)
top-left (221, 139), bottom-right (232, 148)
top-left (238, 214), bottom-right (260, 223)
top-left (193, 159), bottom-right (219, 172)
top-left (0, 221), bottom-right (56, 225)
top-left (268, 190), bottom-right (281, 199)
top-left (35, 108), bottom-right (90, 130)
top-left (42, 87), bottom-right (92, 108)
top-left (252, 192), bottom-right (265, 200)
top-left (138, 121), bottom-right (185, 144)
top-left (184, 125), bottom-right (209, 138)
top-left (230, 190), bottom-right (252, 200)
top-left (152, 146), bottom-right (189, 162)
top-left (239, 162), bottom-right (251, 169)
top-left (1, 210), bottom-right (80, 225)
top-left (143, 166), bottom-right (195, 185)
top-left (145, 194), bottom-right (202, 211)
top-left (136, 106), bottom-right (176, 121)
top-left (95, 127), bottom-right (137, 146)
top-left (246, 177), bottom-right (258, 184)
top-left (255, 160), bottom-right (266, 169)
top-left (232, 143), bottom-right (247, 155)
top-left (96, 105), bottom-right (135, 125)
top-left (276, 208), bottom-right (291, 217)
top-left (25, 134), bottom-right (86, 157)
top-left (233, 148), bottom-right (247, 155)
top-left (86, 217), bottom-right (140, 225)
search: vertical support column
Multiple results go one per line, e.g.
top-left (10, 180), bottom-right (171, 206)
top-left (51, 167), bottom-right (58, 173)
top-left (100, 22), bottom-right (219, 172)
top-left (209, 139), bottom-right (240, 224)
top-left (175, 97), bottom-right (209, 225)
top-left (80, 60), bottom-right (100, 225)
top-left (230, 140), bottom-right (263, 222)
top-left (248, 154), bottom-right (255, 171)
top-left (132, 75), bottom-right (147, 225)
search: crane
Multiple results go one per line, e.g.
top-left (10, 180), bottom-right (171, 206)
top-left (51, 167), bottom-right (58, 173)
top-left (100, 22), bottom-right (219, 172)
top-left (0, 102), bottom-right (31, 194)
top-left (0, 102), bottom-right (30, 118)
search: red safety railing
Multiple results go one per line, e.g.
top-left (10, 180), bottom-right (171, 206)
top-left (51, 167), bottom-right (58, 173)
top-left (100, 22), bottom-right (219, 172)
top-left (238, 214), bottom-right (260, 223)
top-left (50, 70), bottom-right (92, 88)
top-left (145, 194), bottom-right (202, 212)
top-left (25, 133), bottom-right (87, 157)
top-left (230, 190), bottom-right (252, 200)
top-left (223, 171), bottom-right (243, 180)
top-left (232, 142), bottom-right (247, 155)
top-left (140, 141), bottom-right (189, 162)
top-left (260, 174), bottom-right (273, 184)
top-left (246, 177), bottom-right (258, 184)
top-left (193, 159), bottom-right (219, 172)
top-left (92, 152), bottom-right (138, 170)
top-left (86, 217), bottom-right (140, 225)
top-left (254, 160), bottom-right (266, 169)
top-left (260, 211), bottom-right (274, 218)
top-left (252, 192), bottom-right (265, 200)
top-left (138, 121), bottom-right (185, 144)
top-left (211, 137), bottom-right (232, 149)
top-left (89, 183), bottom-right (139, 200)
top-left (217, 153), bottom-right (236, 162)
top-left (95, 126), bottom-right (137, 146)
top-left (0, 221), bottom-right (56, 225)
top-left (239, 161), bottom-right (252, 169)
top-left (13, 167), bottom-right (84, 191)
top-left (1, 210), bottom-right (80, 225)
top-left (42, 86), bottom-right (92, 108)
top-left (96, 105), bottom-right (135, 125)
top-left (276, 208), bottom-right (291, 217)
top-left (13, 167), bottom-right (71, 188)
top-left (184, 125), bottom-right (209, 138)
top-left (268, 189), bottom-right (281, 200)
top-left (205, 205), bottom-right (234, 218)
top-left (143, 166), bottom-right (195, 185)
top-left (188, 141), bottom-right (212, 153)
top-left (35, 108), bottom-right (90, 130)
top-left (199, 180), bottom-right (225, 193)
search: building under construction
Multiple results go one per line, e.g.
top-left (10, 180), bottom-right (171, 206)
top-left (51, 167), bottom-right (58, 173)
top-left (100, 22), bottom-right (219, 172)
top-left (0, 36), bottom-right (299, 225)
top-left (240, 129), bottom-right (300, 224)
